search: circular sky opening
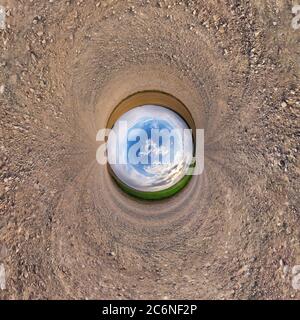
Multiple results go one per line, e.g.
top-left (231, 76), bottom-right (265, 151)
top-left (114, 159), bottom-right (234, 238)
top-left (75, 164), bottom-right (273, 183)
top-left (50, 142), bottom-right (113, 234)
top-left (106, 92), bottom-right (195, 200)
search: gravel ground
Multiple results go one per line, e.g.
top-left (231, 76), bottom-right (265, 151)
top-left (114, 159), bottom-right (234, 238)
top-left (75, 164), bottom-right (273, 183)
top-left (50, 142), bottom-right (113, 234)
top-left (0, 0), bottom-right (299, 299)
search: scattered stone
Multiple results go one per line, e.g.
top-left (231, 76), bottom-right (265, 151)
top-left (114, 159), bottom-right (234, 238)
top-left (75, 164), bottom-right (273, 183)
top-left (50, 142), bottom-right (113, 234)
top-left (283, 265), bottom-right (289, 277)
top-left (0, 245), bottom-right (7, 260)
top-left (31, 52), bottom-right (37, 63)
top-left (129, 6), bottom-right (136, 14)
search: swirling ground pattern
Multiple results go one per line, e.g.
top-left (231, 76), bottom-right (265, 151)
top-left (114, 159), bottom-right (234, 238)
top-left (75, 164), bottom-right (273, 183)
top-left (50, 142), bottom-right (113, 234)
top-left (0, 0), bottom-right (299, 299)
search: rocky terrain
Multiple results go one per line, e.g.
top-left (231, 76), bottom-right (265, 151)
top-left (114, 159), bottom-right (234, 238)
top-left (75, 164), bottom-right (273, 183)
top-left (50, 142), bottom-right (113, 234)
top-left (0, 0), bottom-right (299, 299)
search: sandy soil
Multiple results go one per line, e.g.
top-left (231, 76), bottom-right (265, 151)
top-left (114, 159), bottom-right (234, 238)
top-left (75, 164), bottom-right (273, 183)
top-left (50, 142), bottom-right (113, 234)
top-left (0, 0), bottom-right (299, 299)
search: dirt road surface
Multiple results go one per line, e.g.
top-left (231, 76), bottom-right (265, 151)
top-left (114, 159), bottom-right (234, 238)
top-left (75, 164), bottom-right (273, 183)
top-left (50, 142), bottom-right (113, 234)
top-left (0, 0), bottom-right (299, 299)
